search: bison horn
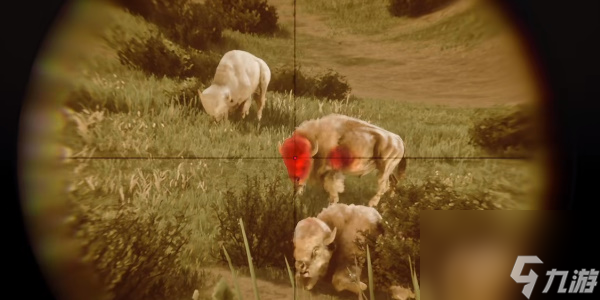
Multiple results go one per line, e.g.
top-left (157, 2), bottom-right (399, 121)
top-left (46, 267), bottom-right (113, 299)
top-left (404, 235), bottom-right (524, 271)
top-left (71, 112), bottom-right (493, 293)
top-left (310, 141), bottom-right (319, 157)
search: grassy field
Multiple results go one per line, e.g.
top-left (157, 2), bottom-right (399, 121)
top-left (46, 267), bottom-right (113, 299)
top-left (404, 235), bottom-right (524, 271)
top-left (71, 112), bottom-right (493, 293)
top-left (22, 0), bottom-right (547, 299)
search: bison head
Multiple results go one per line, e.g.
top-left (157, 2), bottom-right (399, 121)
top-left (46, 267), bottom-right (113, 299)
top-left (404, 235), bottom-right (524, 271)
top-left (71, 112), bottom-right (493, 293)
top-left (199, 86), bottom-right (231, 122)
top-left (279, 133), bottom-right (318, 193)
top-left (293, 217), bottom-right (337, 290)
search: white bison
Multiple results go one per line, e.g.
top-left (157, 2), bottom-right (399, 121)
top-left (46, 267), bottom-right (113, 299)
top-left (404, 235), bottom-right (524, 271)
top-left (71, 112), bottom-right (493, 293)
top-left (279, 114), bottom-right (406, 207)
top-left (293, 203), bottom-right (383, 296)
top-left (199, 50), bottom-right (271, 122)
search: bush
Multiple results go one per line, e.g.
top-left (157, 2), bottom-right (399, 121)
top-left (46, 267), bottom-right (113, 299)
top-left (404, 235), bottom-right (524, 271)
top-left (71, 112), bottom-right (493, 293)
top-left (118, 34), bottom-right (192, 79)
top-left (211, 175), bottom-right (297, 268)
top-left (314, 69), bottom-right (353, 101)
top-left (114, 0), bottom-right (223, 49)
top-left (269, 67), bottom-right (313, 97)
top-left (111, 0), bottom-right (159, 20)
top-left (367, 173), bottom-right (503, 288)
top-left (270, 67), bottom-right (352, 100)
top-left (388, 0), bottom-right (457, 17)
top-left (117, 33), bottom-right (221, 81)
top-left (208, 0), bottom-right (279, 35)
top-left (188, 51), bottom-right (222, 84)
top-left (167, 1), bottom-right (224, 49)
top-left (469, 104), bottom-right (538, 156)
top-left (70, 199), bottom-right (207, 300)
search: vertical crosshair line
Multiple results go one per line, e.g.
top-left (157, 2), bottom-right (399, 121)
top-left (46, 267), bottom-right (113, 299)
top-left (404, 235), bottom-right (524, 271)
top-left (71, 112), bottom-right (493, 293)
top-left (293, 0), bottom-right (298, 233)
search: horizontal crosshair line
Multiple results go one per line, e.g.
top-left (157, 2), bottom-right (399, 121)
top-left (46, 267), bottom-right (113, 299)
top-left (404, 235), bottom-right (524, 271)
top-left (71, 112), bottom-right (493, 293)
top-left (65, 156), bottom-right (532, 160)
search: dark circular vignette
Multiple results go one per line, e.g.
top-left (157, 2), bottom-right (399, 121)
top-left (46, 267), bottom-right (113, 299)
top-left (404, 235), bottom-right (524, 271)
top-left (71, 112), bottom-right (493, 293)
top-left (490, 0), bottom-right (571, 210)
top-left (15, 3), bottom-right (108, 300)
top-left (11, 0), bottom-right (593, 300)
top-left (7, 0), bottom-right (68, 300)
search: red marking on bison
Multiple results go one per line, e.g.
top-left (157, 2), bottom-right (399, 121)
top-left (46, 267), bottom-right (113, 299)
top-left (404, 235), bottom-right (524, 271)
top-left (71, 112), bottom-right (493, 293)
top-left (280, 134), bottom-right (313, 183)
top-left (327, 146), bottom-right (354, 170)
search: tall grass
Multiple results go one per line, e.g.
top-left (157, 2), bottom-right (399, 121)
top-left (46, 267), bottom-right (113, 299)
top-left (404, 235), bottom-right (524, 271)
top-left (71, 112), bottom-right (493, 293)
top-left (222, 246), bottom-right (243, 300)
top-left (240, 218), bottom-right (261, 300)
top-left (285, 256), bottom-right (296, 300)
top-left (409, 256), bottom-right (420, 300)
top-left (367, 245), bottom-right (375, 300)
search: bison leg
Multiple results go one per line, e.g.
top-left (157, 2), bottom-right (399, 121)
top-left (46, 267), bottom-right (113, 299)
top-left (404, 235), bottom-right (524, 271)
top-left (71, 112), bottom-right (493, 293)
top-left (256, 84), bottom-right (267, 121)
top-left (332, 267), bottom-right (367, 296)
top-left (257, 63), bottom-right (270, 121)
top-left (241, 98), bottom-right (252, 119)
top-left (369, 158), bottom-right (401, 207)
top-left (323, 172), bottom-right (345, 205)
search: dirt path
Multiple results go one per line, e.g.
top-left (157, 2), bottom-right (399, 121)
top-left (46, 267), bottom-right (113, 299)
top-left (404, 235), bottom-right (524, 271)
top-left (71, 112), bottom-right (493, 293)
top-left (271, 0), bottom-right (539, 107)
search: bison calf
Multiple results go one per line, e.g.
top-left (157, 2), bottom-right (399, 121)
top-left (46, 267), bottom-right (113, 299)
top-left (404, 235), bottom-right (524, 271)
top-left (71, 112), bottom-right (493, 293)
top-left (293, 203), bottom-right (383, 296)
top-left (199, 50), bottom-right (271, 122)
top-left (280, 114), bottom-right (406, 207)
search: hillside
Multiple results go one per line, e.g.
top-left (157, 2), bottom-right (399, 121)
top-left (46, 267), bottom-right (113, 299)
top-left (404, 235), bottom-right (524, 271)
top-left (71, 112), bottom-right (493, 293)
top-left (275, 0), bottom-right (540, 106)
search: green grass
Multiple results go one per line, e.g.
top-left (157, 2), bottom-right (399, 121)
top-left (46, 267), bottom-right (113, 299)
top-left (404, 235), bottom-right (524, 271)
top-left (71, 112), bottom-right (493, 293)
top-left (298, 0), bottom-right (404, 35)
top-left (298, 0), bottom-right (505, 50)
top-left (393, 1), bottom-right (504, 49)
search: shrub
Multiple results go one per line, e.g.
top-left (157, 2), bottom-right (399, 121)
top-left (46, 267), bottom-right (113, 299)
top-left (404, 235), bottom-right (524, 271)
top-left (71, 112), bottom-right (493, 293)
top-left (118, 34), bottom-right (192, 79)
top-left (388, 0), bottom-right (457, 17)
top-left (469, 104), bottom-right (538, 156)
top-left (367, 173), bottom-right (503, 288)
top-left (166, 1), bottom-right (224, 49)
top-left (114, 0), bottom-right (223, 49)
top-left (111, 0), bottom-right (159, 20)
top-left (70, 198), bottom-right (208, 300)
top-left (208, 0), bottom-right (279, 35)
top-left (269, 67), bottom-right (313, 97)
top-left (314, 69), bottom-right (352, 101)
top-left (270, 67), bottom-right (352, 100)
top-left (188, 50), bottom-right (222, 84)
top-left (211, 175), bottom-right (297, 269)
top-left (117, 33), bottom-right (221, 81)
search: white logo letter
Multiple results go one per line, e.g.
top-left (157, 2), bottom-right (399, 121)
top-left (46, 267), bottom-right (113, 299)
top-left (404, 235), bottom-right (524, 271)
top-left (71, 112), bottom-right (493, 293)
top-left (511, 256), bottom-right (544, 299)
